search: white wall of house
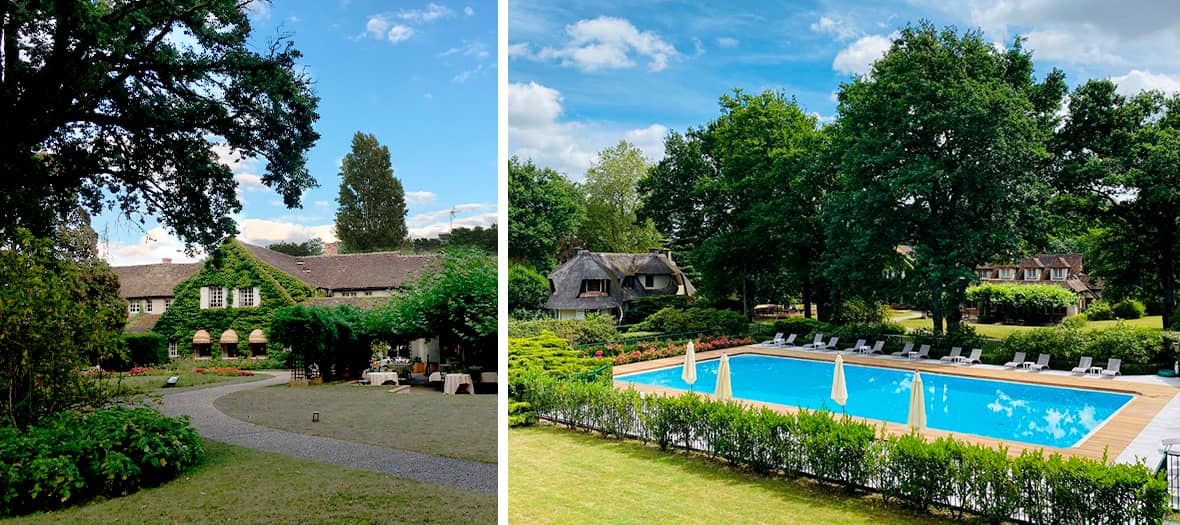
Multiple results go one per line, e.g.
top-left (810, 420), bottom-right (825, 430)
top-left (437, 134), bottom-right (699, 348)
top-left (410, 337), bottom-right (440, 363)
top-left (331, 289), bottom-right (393, 297)
top-left (556, 309), bottom-right (581, 320)
top-left (127, 297), bottom-right (173, 316)
top-left (646, 274), bottom-right (671, 289)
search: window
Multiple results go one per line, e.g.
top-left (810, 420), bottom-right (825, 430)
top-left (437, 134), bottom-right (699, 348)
top-left (145, 300), bottom-right (153, 313)
top-left (644, 274), bottom-right (655, 288)
top-left (579, 279), bottom-right (609, 296)
top-left (1050, 268), bottom-right (1068, 281)
top-left (164, 299), bottom-right (171, 310)
top-left (209, 287), bottom-right (224, 308)
top-left (1024, 269), bottom-right (1039, 281)
top-left (168, 340), bottom-right (179, 358)
top-left (977, 270), bottom-right (990, 279)
top-left (129, 301), bottom-right (140, 314)
top-left (998, 268), bottom-right (1015, 280)
top-left (239, 287), bottom-right (255, 307)
top-left (341, 291), bottom-right (357, 297)
top-left (364, 291), bottom-right (372, 296)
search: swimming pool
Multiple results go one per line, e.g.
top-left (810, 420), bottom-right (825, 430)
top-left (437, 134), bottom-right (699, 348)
top-left (616, 354), bottom-right (1133, 448)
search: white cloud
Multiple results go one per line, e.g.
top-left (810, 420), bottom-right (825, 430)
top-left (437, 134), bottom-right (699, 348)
top-left (453, 63), bottom-right (489, 82)
top-left (235, 173), bottom-right (269, 193)
top-left (398, 3), bottom-right (453, 23)
top-left (314, 200), bottom-right (330, 208)
top-left (1110, 70), bottom-right (1180, 96)
top-left (366, 16), bottom-right (391, 39)
top-left (387, 24), bottom-right (415, 44)
top-left (833, 34), bottom-right (892, 75)
top-left (810, 16), bottom-right (858, 41)
top-left (441, 40), bottom-right (490, 58)
top-left (464, 6), bottom-right (474, 16)
top-left (509, 81), bottom-right (666, 179)
top-left (103, 226), bottom-right (202, 266)
top-left (237, 218), bottom-right (338, 245)
top-left (716, 37), bottom-right (739, 48)
top-left (514, 16), bottom-right (678, 73)
top-left (405, 191), bottom-right (437, 205)
top-left (406, 205), bottom-right (497, 238)
top-left (1023, 29), bottom-right (1123, 65)
top-left (245, 0), bottom-right (270, 20)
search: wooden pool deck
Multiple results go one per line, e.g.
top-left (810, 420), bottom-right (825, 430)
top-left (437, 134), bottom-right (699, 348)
top-left (612, 345), bottom-right (1179, 463)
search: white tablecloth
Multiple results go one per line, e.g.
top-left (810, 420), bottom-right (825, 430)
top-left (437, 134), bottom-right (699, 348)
top-left (443, 374), bottom-right (474, 395)
top-left (366, 371), bottom-right (399, 386)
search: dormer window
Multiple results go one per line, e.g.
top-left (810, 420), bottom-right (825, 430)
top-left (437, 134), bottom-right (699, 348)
top-left (1050, 268), bottom-right (1068, 281)
top-left (977, 270), bottom-right (990, 279)
top-left (578, 279), bottom-right (610, 297)
top-left (998, 268), bottom-right (1015, 280)
top-left (644, 274), bottom-right (655, 288)
top-left (1024, 269), bottom-right (1039, 281)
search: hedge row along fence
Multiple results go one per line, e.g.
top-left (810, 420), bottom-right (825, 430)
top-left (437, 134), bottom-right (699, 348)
top-left (515, 372), bottom-right (1169, 524)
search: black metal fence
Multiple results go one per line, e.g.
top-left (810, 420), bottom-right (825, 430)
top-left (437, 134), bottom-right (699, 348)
top-left (1164, 448), bottom-right (1180, 510)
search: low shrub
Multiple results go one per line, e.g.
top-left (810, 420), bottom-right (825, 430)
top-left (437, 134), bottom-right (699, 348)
top-left (770, 317), bottom-right (833, 339)
top-left (1002, 321), bottom-right (1165, 370)
top-left (0, 407), bottom-right (204, 517)
top-left (621, 295), bottom-right (690, 324)
top-left (1086, 300), bottom-right (1116, 321)
top-left (516, 374), bottom-right (1170, 524)
top-left (1112, 298), bottom-right (1147, 320)
top-left (634, 307), bottom-right (749, 336)
top-left (507, 314), bottom-right (620, 345)
top-left (508, 401), bottom-right (537, 427)
top-left (507, 331), bottom-right (612, 392)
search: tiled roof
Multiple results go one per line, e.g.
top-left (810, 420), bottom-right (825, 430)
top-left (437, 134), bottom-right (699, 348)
top-left (112, 262), bottom-right (203, 298)
top-left (304, 296), bottom-right (392, 309)
top-left (239, 242), bottom-right (436, 291)
top-left (124, 314), bottom-right (162, 334)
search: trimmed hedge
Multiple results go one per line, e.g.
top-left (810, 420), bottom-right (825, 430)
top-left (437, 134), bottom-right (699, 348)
top-left (508, 331), bottom-right (612, 391)
top-left (123, 333), bottom-right (168, 367)
top-left (634, 306), bottom-right (749, 335)
top-left (517, 373), bottom-right (1169, 524)
top-left (0, 407), bottom-right (204, 517)
top-left (507, 314), bottom-right (620, 345)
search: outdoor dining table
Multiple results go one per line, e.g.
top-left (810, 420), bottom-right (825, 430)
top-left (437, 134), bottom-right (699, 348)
top-left (443, 373), bottom-right (474, 395)
top-left (366, 371), bottom-right (399, 386)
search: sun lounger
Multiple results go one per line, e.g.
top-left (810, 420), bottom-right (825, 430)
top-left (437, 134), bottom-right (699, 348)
top-left (1004, 352), bottom-right (1026, 368)
top-left (1100, 358), bottom-right (1121, 377)
top-left (954, 348), bottom-right (983, 365)
top-left (862, 341), bottom-right (885, 354)
top-left (891, 342), bottom-right (914, 357)
top-left (843, 339), bottom-right (867, 352)
top-left (907, 345), bottom-right (930, 359)
top-left (1024, 353), bottom-right (1050, 371)
top-left (780, 333), bottom-right (797, 347)
top-left (1071, 356), bottom-right (1093, 374)
top-left (801, 333), bottom-right (825, 349)
top-left (939, 347), bottom-right (963, 362)
top-left (762, 332), bottom-right (785, 346)
top-left (819, 337), bottom-right (839, 350)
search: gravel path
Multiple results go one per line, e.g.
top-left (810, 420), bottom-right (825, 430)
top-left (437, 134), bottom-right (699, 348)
top-left (158, 372), bottom-right (497, 494)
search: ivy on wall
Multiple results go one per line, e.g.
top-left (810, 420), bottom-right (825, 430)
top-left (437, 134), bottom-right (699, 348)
top-left (152, 240), bottom-right (318, 358)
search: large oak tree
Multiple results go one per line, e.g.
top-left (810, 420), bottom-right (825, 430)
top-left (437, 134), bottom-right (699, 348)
top-left (1, 0), bottom-right (320, 251)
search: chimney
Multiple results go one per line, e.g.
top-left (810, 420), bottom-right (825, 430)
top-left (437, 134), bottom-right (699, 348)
top-left (162, 258), bottom-right (172, 264)
top-left (649, 248), bottom-right (670, 258)
top-left (323, 242), bottom-right (339, 256)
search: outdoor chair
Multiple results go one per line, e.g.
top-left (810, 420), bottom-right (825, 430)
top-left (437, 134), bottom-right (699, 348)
top-left (1004, 352), bottom-right (1027, 368)
top-left (763, 332), bottom-right (785, 346)
top-left (1071, 356), bottom-right (1093, 374)
top-left (820, 337), bottom-right (839, 351)
top-left (1024, 353), bottom-right (1050, 371)
top-left (843, 339), bottom-right (867, 352)
top-left (801, 334), bottom-right (826, 349)
top-left (780, 333), bottom-right (797, 347)
top-left (939, 347), bottom-right (963, 362)
top-left (955, 348), bottom-right (983, 365)
top-left (1101, 358), bottom-right (1122, 377)
top-left (907, 345), bottom-right (930, 359)
top-left (890, 342), bottom-right (914, 357)
top-left (863, 341), bottom-right (885, 354)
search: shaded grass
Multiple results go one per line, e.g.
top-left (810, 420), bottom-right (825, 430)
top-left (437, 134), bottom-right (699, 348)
top-left (4, 439), bottom-right (494, 524)
top-left (215, 382), bottom-right (496, 463)
top-left (509, 425), bottom-right (958, 525)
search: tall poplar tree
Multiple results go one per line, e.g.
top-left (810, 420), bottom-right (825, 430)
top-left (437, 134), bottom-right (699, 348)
top-left (335, 132), bottom-right (409, 252)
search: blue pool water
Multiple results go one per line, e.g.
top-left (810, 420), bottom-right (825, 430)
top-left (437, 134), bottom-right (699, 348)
top-left (616, 354), bottom-right (1133, 448)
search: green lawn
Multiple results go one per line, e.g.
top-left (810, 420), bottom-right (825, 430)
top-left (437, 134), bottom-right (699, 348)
top-left (509, 425), bottom-right (957, 525)
top-left (897, 314), bottom-right (1163, 338)
top-left (113, 371), bottom-right (265, 395)
top-left (3, 440), bottom-right (495, 524)
top-left (215, 382), bottom-right (497, 463)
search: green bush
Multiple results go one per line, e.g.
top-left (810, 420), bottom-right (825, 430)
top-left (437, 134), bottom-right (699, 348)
top-left (507, 313), bottom-right (620, 345)
top-left (121, 333), bottom-right (168, 369)
top-left (1002, 321), bottom-right (1164, 370)
top-left (0, 407), bottom-right (204, 517)
top-left (508, 264), bottom-right (550, 313)
top-left (966, 283), bottom-right (1077, 323)
top-left (515, 373), bottom-right (1170, 524)
top-left (769, 317), bottom-right (833, 339)
top-left (1111, 298), bottom-right (1147, 320)
top-left (621, 295), bottom-right (690, 324)
top-left (635, 307), bottom-right (749, 335)
top-left (832, 297), bottom-right (887, 325)
top-left (507, 331), bottom-right (611, 393)
top-left (508, 401), bottom-right (537, 427)
top-left (1086, 300), bottom-right (1115, 321)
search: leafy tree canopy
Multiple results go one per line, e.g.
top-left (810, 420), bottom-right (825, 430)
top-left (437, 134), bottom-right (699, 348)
top-left (267, 237), bottom-right (324, 257)
top-left (335, 132), bottom-right (409, 253)
top-left (508, 263), bottom-right (549, 313)
top-left (508, 156), bottom-right (583, 272)
top-left (1, 0), bottom-right (320, 252)
top-left (578, 141), bottom-right (662, 253)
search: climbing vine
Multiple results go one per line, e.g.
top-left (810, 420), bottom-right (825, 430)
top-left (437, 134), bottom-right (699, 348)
top-left (152, 241), bottom-right (318, 358)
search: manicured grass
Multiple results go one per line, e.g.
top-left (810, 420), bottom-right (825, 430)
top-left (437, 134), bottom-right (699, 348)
top-left (509, 425), bottom-right (956, 525)
top-left (3, 439), bottom-right (494, 524)
top-left (216, 382), bottom-right (497, 463)
top-left (113, 371), bottom-right (264, 394)
top-left (897, 314), bottom-right (1163, 338)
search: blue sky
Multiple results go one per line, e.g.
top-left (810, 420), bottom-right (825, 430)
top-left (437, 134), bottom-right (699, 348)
top-left (508, 0), bottom-right (1180, 180)
top-left (99, 1), bottom-right (497, 265)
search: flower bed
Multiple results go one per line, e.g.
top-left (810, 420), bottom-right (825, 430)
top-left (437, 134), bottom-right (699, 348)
top-left (582, 335), bottom-right (755, 366)
top-left (194, 367), bottom-right (255, 377)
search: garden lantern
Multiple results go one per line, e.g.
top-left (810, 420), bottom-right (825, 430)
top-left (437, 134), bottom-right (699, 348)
top-left (312, 411), bottom-right (320, 423)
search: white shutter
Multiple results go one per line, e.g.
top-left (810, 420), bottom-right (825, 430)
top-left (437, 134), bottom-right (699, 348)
top-left (199, 287), bottom-right (209, 309)
top-left (231, 288), bottom-right (240, 308)
top-left (254, 286), bottom-right (261, 306)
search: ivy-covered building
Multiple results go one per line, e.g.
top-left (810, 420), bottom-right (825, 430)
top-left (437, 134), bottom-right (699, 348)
top-left (113, 239), bottom-right (437, 360)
